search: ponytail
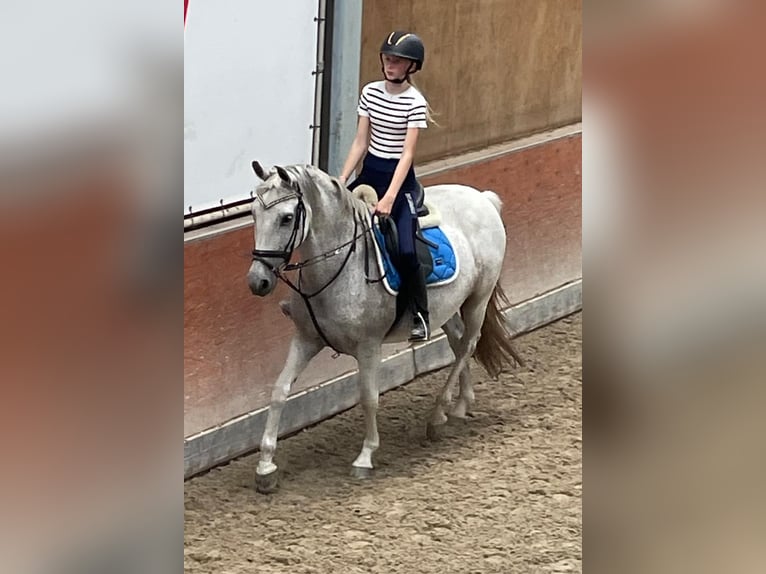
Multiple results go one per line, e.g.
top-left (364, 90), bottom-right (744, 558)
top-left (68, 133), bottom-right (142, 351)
top-left (408, 79), bottom-right (440, 127)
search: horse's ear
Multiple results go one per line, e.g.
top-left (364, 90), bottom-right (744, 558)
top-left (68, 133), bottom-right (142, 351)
top-left (331, 177), bottom-right (345, 195)
top-left (252, 160), bottom-right (267, 180)
top-left (275, 166), bottom-right (293, 187)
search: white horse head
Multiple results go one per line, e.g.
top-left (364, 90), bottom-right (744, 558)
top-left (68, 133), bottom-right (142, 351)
top-left (248, 162), bottom-right (313, 295)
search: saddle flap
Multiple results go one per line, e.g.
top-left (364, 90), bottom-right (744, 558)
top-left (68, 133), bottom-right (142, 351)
top-left (377, 215), bottom-right (401, 269)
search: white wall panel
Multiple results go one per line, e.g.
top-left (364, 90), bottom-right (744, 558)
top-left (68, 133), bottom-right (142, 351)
top-left (184, 1), bottom-right (318, 213)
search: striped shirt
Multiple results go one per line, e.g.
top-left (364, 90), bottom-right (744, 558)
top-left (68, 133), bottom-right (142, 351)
top-left (357, 81), bottom-right (428, 159)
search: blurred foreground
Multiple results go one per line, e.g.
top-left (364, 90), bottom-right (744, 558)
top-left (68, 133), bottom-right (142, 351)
top-left (0, 2), bottom-right (181, 573)
top-left (585, 1), bottom-right (766, 572)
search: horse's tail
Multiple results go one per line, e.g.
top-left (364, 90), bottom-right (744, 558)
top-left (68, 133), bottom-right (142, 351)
top-left (472, 190), bottom-right (520, 376)
top-left (474, 281), bottom-right (525, 378)
top-left (481, 190), bottom-right (503, 215)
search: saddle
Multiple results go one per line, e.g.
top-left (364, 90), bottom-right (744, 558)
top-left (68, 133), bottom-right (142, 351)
top-left (352, 184), bottom-right (458, 295)
top-left (351, 183), bottom-right (436, 275)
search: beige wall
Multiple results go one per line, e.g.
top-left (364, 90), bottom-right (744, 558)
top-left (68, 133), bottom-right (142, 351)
top-left (360, 0), bottom-right (582, 162)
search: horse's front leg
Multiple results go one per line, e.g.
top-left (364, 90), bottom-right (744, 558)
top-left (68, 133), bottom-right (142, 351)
top-left (350, 344), bottom-right (382, 479)
top-left (255, 334), bottom-right (323, 493)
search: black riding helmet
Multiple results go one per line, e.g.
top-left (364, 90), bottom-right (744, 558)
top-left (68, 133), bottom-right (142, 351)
top-left (379, 31), bottom-right (424, 83)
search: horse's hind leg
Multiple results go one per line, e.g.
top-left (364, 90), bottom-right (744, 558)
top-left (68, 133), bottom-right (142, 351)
top-left (351, 344), bottom-right (382, 479)
top-left (255, 334), bottom-right (323, 493)
top-left (428, 296), bottom-right (489, 440)
top-left (442, 314), bottom-right (474, 419)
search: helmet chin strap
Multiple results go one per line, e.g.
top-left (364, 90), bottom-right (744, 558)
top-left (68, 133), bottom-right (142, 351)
top-left (380, 59), bottom-right (416, 84)
top-left (382, 69), bottom-right (409, 84)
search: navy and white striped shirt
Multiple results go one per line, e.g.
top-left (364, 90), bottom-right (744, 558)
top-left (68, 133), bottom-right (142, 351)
top-left (357, 81), bottom-right (428, 159)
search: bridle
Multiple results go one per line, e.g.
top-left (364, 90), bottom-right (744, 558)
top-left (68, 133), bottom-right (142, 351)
top-left (250, 185), bottom-right (308, 271)
top-left (250, 182), bottom-right (372, 355)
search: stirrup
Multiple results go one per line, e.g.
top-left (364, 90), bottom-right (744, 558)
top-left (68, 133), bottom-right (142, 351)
top-left (408, 311), bottom-right (430, 342)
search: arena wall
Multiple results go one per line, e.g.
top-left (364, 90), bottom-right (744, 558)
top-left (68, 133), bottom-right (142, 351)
top-left (184, 0), bottom-right (581, 477)
top-left (184, 125), bottom-right (581, 477)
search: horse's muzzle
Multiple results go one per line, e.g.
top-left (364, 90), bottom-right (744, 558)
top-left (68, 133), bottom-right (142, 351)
top-left (247, 262), bottom-right (276, 296)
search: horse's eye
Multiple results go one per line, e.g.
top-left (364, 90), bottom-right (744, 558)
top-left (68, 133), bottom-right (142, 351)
top-left (280, 214), bottom-right (294, 226)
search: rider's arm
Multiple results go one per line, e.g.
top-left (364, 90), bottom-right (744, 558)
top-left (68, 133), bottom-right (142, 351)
top-left (339, 116), bottom-right (370, 185)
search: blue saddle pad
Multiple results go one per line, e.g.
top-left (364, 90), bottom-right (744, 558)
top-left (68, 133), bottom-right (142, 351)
top-left (372, 225), bottom-right (458, 293)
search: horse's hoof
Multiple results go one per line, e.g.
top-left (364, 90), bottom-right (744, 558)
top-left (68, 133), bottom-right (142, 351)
top-left (448, 409), bottom-right (468, 420)
top-left (350, 466), bottom-right (374, 480)
top-left (449, 400), bottom-right (472, 420)
top-left (255, 469), bottom-right (279, 493)
top-left (426, 422), bottom-right (445, 442)
top-left (448, 413), bottom-right (469, 424)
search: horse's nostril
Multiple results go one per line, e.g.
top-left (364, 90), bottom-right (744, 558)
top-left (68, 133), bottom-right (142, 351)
top-left (259, 279), bottom-right (270, 292)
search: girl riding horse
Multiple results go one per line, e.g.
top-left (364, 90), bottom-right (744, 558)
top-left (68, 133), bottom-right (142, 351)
top-left (339, 31), bottom-right (433, 341)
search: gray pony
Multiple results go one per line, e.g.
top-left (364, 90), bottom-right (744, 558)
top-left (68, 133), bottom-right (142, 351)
top-left (247, 162), bottom-right (522, 493)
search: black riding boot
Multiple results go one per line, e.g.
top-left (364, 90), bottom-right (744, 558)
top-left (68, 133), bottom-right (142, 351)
top-left (408, 265), bottom-right (430, 341)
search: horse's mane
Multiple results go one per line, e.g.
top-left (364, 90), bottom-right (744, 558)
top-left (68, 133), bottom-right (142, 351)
top-left (288, 164), bottom-right (370, 221)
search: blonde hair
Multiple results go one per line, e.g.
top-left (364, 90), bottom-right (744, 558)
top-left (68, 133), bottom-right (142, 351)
top-left (409, 79), bottom-right (440, 127)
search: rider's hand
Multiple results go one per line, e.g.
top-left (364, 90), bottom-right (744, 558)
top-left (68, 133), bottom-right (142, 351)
top-left (375, 194), bottom-right (395, 217)
top-left (338, 174), bottom-right (347, 186)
